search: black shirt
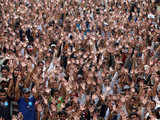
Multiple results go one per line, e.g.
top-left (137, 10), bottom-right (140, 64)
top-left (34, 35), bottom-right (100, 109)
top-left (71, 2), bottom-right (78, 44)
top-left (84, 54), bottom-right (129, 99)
top-left (0, 97), bottom-right (11, 120)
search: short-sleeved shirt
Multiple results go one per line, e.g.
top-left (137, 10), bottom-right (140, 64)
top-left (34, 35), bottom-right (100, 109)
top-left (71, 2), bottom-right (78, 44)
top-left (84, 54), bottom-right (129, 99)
top-left (18, 96), bottom-right (36, 120)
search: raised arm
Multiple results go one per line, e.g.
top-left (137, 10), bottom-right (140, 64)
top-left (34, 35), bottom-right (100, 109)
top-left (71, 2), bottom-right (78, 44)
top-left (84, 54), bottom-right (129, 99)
top-left (152, 76), bottom-right (159, 97)
top-left (7, 78), bottom-right (13, 98)
top-left (15, 76), bottom-right (21, 101)
top-left (24, 63), bottom-right (37, 88)
top-left (138, 81), bottom-right (145, 98)
top-left (31, 76), bottom-right (39, 99)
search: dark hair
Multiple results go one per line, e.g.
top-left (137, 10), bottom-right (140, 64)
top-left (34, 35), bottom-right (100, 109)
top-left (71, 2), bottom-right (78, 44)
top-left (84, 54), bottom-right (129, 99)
top-left (100, 104), bottom-right (108, 118)
top-left (14, 19), bottom-right (20, 28)
top-left (1, 65), bottom-right (10, 72)
top-left (3, 47), bottom-right (7, 53)
top-left (51, 88), bottom-right (58, 96)
top-left (155, 107), bottom-right (160, 119)
top-left (26, 28), bottom-right (34, 43)
top-left (19, 29), bottom-right (24, 42)
top-left (0, 88), bottom-right (6, 93)
top-left (96, 8), bottom-right (100, 14)
top-left (155, 0), bottom-right (160, 4)
top-left (129, 112), bottom-right (140, 119)
top-left (111, 112), bottom-right (119, 120)
top-left (48, 20), bottom-right (55, 26)
top-left (3, 59), bottom-right (9, 65)
top-left (157, 71), bottom-right (160, 76)
top-left (64, 101), bottom-right (72, 109)
top-left (80, 109), bottom-right (90, 120)
top-left (38, 61), bottom-right (44, 66)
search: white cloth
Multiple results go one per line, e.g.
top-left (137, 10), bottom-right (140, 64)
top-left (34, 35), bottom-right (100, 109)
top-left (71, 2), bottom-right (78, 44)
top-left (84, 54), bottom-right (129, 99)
top-left (102, 84), bottom-right (106, 95)
top-left (148, 13), bottom-right (155, 19)
top-left (0, 77), bottom-right (9, 83)
top-left (154, 95), bottom-right (160, 109)
top-left (79, 94), bottom-right (86, 106)
top-left (110, 72), bottom-right (118, 88)
top-left (47, 61), bottom-right (54, 73)
top-left (104, 108), bottom-right (110, 120)
top-left (122, 105), bottom-right (128, 117)
top-left (141, 107), bottom-right (145, 120)
top-left (94, 97), bottom-right (99, 105)
top-left (37, 25), bottom-right (42, 31)
top-left (21, 48), bottom-right (25, 57)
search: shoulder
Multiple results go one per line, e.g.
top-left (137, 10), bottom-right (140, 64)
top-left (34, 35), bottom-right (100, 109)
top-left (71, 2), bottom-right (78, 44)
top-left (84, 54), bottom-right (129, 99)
top-left (30, 96), bottom-right (36, 103)
top-left (18, 97), bottom-right (24, 103)
top-left (7, 96), bottom-right (13, 102)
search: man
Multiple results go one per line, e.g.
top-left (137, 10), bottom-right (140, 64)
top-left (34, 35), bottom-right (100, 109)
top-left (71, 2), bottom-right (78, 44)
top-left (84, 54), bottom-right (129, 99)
top-left (0, 88), bottom-right (11, 120)
top-left (16, 88), bottom-right (37, 120)
top-left (15, 74), bottom-right (38, 120)
top-left (0, 65), bottom-right (10, 89)
top-left (0, 65), bottom-right (9, 79)
top-left (129, 112), bottom-right (141, 120)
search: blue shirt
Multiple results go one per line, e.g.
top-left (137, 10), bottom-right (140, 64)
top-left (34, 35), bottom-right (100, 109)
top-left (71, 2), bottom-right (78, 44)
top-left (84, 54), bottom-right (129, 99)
top-left (18, 96), bottom-right (36, 120)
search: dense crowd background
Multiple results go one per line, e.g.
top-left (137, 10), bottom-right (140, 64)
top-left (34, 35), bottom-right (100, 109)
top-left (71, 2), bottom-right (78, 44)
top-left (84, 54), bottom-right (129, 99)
top-left (0, 0), bottom-right (160, 120)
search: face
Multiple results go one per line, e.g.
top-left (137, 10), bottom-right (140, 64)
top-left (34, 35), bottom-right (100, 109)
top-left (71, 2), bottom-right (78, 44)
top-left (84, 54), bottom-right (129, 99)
top-left (0, 92), bottom-right (7, 101)
top-left (39, 62), bottom-right (44, 70)
top-left (14, 69), bottom-right (20, 77)
top-left (130, 115), bottom-right (140, 120)
top-left (24, 92), bottom-right (30, 99)
top-left (1, 69), bottom-right (8, 77)
top-left (149, 101), bottom-right (156, 110)
top-left (27, 45), bottom-right (33, 54)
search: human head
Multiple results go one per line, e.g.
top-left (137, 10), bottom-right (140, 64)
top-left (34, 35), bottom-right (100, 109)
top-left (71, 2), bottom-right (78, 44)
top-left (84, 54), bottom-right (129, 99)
top-left (0, 89), bottom-right (7, 101)
top-left (38, 61), bottom-right (44, 70)
top-left (22, 88), bottom-right (31, 99)
top-left (26, 44), bottom-right (34, 54)
top-left (13, 66), bottom-right (21, 77)
top-left (1, 65), bottom-right (9, 77)
top-left (129, 113), bottom-right (141, 120)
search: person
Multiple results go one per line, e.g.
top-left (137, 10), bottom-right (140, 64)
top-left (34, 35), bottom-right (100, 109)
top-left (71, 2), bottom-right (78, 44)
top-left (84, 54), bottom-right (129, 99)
top-left (8, 67), bottom-right (22, 118)
top-left (15, 73), bottom-right (38, 120)
top-left (0, 65), bottom-right (10, 89)
top-left (0, 0), bottom-right (160, 119)
top-left (0, 88), bottom-right (11, 120)
top-left (16, 87), bottom-right (37, 120)
top-left (129, 112), bottom-right (141, 120)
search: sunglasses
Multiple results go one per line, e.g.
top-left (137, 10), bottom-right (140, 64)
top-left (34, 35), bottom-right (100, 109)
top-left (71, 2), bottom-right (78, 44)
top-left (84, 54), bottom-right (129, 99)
top-left (0, 94), bottom-right (6, 96)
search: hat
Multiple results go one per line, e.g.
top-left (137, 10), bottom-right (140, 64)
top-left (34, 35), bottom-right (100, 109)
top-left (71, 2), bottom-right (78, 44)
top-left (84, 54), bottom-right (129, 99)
top-left (22, 88), bottom-right (31, 94)
top-left (27, 45), bottom-right (33, 49)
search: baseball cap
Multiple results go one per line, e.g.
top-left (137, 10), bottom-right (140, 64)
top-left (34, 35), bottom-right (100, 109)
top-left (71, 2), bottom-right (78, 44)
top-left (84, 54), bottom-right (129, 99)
top-left (23, 88), bottom-right (31, 94)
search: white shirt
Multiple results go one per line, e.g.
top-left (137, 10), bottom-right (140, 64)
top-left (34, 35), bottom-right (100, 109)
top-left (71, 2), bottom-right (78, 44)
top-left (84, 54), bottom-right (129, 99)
top-left (148, 13), bottom-right (155, 19)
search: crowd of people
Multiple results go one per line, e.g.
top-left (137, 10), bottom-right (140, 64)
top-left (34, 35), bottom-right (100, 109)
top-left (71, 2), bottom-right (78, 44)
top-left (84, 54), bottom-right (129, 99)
top-left (0, 0), bottom-right (160, 120)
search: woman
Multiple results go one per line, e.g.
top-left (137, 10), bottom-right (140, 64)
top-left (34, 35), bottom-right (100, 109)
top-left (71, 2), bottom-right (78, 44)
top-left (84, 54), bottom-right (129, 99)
top-left (8, 67), bottom-right (21, 117)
